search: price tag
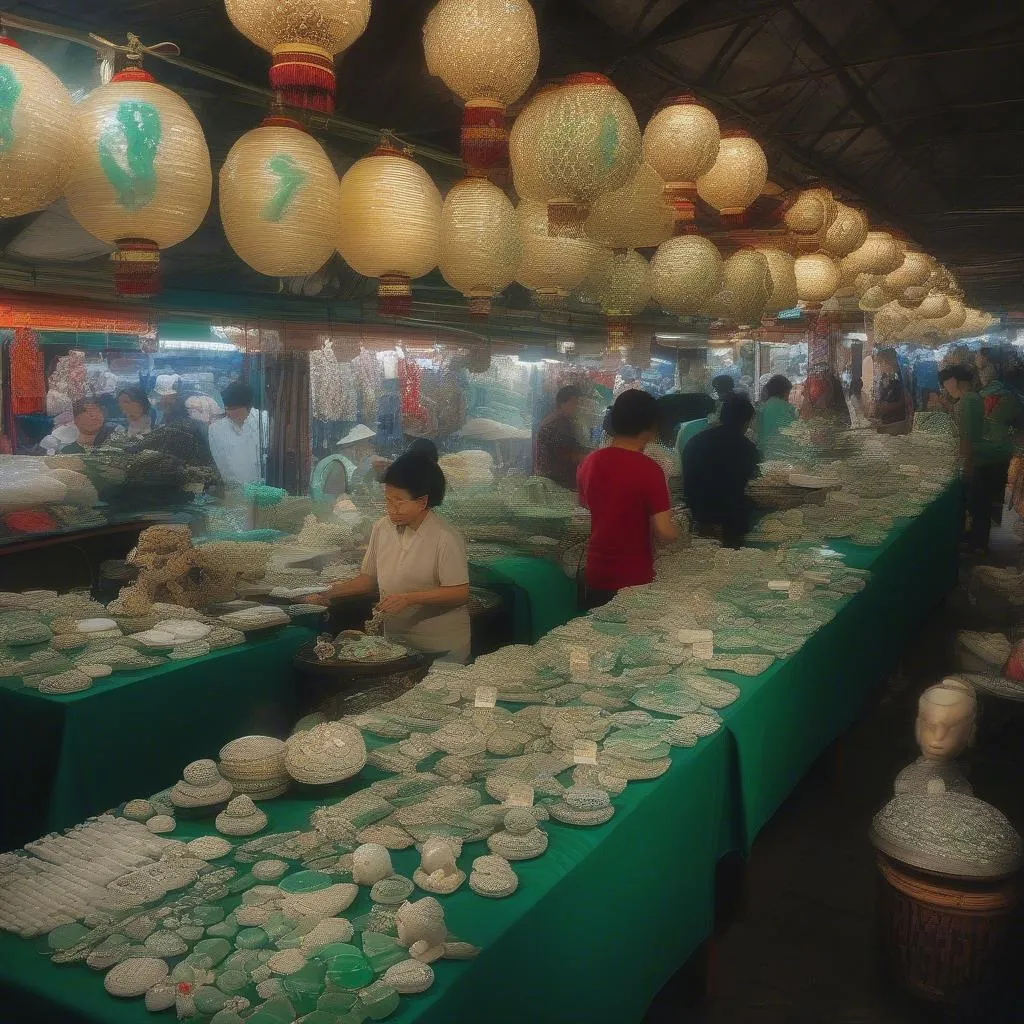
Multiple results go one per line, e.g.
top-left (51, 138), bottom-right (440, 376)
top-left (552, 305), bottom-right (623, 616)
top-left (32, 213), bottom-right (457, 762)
top-left (474, 686), bottom-right (497, 709)
top-left (768, 580), bottom-right (792, 592)
top-left (569, 647), bottom-right (591, 677)
top-left (693, 639), bottom-right (714, 661)
top-left (573, 739), bottom-right (598, 766)
top-left (678, 628), bottom-right (713, 645)
top-left (789, 582), bottom-right (806, 602)
top-left (504, 783), bottom-right (534, 808)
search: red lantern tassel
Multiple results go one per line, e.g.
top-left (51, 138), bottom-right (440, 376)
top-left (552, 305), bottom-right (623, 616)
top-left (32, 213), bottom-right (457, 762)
top-left (607, 316), bottom-right (631, 347)
top-left (10, 328), bottom-right (46, 415)
top-left (378, 274), bottom-right (412, 317)
top-left (112, 239), bottom-right (161, 299)
top-left (271, 44), bottom-right (336, 114)
top-left (461, 100), bottom-right (508, 182)
top-left (467, 295), bottom-right (492, 319)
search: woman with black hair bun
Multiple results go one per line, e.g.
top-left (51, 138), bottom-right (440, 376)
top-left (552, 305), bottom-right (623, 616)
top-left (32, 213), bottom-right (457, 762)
top-left (306, 452), bottom-right (471, 662)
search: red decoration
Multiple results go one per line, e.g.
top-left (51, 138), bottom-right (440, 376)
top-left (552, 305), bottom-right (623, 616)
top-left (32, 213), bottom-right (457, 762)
top-left (1004, 642), bottom-right (1024, 682)
top-left (9, 328), bottom-right (46, 415)
top-left (270, 46), bottom-right (336, 114)
top-left (4, 510), bottom-right (58, 534)
top-left (461, 100), bottom-right (508, 182)
top-left (398, 357), bottom-right (427, 425)
top-left (111, 238), bottom-right (161, 299)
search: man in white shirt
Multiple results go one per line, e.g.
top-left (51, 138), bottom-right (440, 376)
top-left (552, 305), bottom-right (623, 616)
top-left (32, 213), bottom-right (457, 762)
top-left (208, 381), bottom-right (267, 489)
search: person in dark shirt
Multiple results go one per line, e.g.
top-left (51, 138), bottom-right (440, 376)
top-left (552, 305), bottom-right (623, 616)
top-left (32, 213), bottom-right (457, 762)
top-left (683, 394), bottom-right (760, 548)
top-left (873, 348), bottom-right (910, 432)
top-left (535, 385), bottom-right (587, 490)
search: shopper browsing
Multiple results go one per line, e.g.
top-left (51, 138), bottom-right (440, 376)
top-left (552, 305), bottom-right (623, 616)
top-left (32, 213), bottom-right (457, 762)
top-left (534, 384), bottom-right (588, 490)
top-left (577, 389), bottom-right (678, 609)
top-left (208, 381), bottom-right (266, 488)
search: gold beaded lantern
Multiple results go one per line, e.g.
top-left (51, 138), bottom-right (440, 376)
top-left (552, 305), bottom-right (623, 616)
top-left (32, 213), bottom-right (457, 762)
top-left (336, 140), bottom-right (442, 316)
top-left (650, 235), bottom-right (723, 315)
top-left (821, 202), bottom-right (868, 259)
top-left (783, 187), bottom-right (836, 251)
top-left (585, 162), bottom-right (674, 250)
top-left (757, 247), bottom-right (798, 314)
top-left (794, 252), bottom-right (841, 308)
top-left (439, 176), bottom-right (521, 316)
top-left (704, 249), bottom-right (771, 325)
top-left (840, 230), bottom-right (903, 282)
top-left (64, 65), bottom-right (212, 298)
top-left (219, 115), bottom-right (340, 278)
top-left (512, 73), bottom-right (642, 238)
top-left (695, 130), bottom-right (768, 224)
top-left (858, 283), bottom-right (891, 312)
top-left (915, 290), bottom-right (951, 321)
top-left (873, 300), bottom-right (914, 344)
top-left (929, 296), bottom-right (967, 335)
top-left (223, 0), bottom-right (370, 113)
top-left (423, 0), bottom-right (539, 180)
top-left (515, 199), bottom-right (598, 306)
top-left (0, 35), bottom-right (77, 218)
top-left (509, 83), bottom-right (559, 202)
top-left (594, 248), bottom-right (651, 344)
top-left (641, 94), bottom-right (720, 231)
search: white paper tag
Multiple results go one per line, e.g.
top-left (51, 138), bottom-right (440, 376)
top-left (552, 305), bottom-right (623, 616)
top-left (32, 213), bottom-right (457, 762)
top-left (693, 639), bottom-right (714, 661)
top-left (789, 582), bottom-right (806, 602)
top-left (568, 647), bottom-right (591, 677)
top-left (678, 628), bottom-right (714, 645)
top-left (504, 783), bottom-right (534, 808)
top-left (474, 686), bottom-right (497, 709)
top-left (768, 580), bottom-right (792, 592)
top-left (573, 739), bottom-right (598, 766)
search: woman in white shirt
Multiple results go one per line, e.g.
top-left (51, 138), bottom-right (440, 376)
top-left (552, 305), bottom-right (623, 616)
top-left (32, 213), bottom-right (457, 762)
top-left (308, 454), bottom-right (471, 663)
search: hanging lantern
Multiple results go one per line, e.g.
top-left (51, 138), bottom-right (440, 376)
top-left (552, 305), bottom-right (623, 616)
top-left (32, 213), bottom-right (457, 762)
top-left (821, 202), bottom-right (868, 259)
top-left (704, 249), bottom-right (771, 325)
top-left (0, 35), bottom-right (77, 217)
top-left (224, 0), bottom-right (370, 113)
top-left (650, 235), bottom-right (722, 315)
top-left (594, 248), bottom-right (651, 345)
top-left (794, 252), bottom-right (840, 308)
top-left (585, 162), bottom-right (674, 250)
top-left (439, 176), bottom-right (521, 316)
top-left (515, 199), bottom-right (598, 306)
top-left (509, 83), bottom-right (560, 202)
top-left (641, 94), bottom-right (720, 231)
top-left (873, 301), bottom-right (914, 344)
top-left (64, 64), bottom-right (212, 298)
top-left (336, 140), bottom-right (442, 316)
top-left (883, 249), bottom-right (932, 296)
top-left (511, 73), bottom-right (641, 238)
top-left (839, 230), bottom-right (903, 283)
top-left (423, 0), bottom-right (539, 180)
top-left (220, 115), bottom-right (339, 278)
top-left (929, 296), bottom-right (967, 335)
top-left (915, 290), bottom-right (951, 320)
top-left (783, 187), bottom-right (836, 251)
top-left (757, 247), bottom-right (798, 314)
top-left (695, 129), bottom-right (768, 225)
top-left (898, 285), bottom-right (928, 309)
top-left (858, 284), bottom-right (890, 312)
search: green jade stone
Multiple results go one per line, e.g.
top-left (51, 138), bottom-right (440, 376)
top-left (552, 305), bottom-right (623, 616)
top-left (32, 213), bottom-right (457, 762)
top-left (47, 923), bottom-right (91, 950)
top-left (178, 924), bottom-right (206, 942)
top-left (215, 968), bottom-right (250, 994)
top-left (236, 926), bottom-right (271, 949)
top-left (352, 906), bottom-right (398, 936)
top-left (207, 914), bottom-right (240, 940)
top-left (359, 982), bottom-right (400, 1020)
top-left (189, 937), bottom-right (232, 968)
top-left (246, 996), bottom-right (296, 1023)
top-left (282, 959), bottom-right (326, 1015)
top-left (279, 870), bottom-right (334, 893)
top-left (223, 948), bottom-right (261, 972)
top-left (193, 904), bottom-right (227, 926)
top-left (194, 985), bottom-right (229, 1015)
top-left (301, 1012), bottom-right (344, 1024)
top-left (319, 991), bottom-right (359, 1013)
top-left (226, 872), bottom-right (260, 895)
top-left (319, 944), bottom-right (374, 990)
top-left (172, 961), bottom-right (207, 985)
top-left (361, 932), bottom-right (407, 973)
top-left (263, 911), bottom-right (298, 941)
top-left (209, 1012), bottom-right (245, 1024)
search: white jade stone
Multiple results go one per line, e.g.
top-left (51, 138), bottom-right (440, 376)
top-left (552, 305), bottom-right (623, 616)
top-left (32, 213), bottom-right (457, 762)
top-left (104, 957), bottom-right (169, 997)
top-left (153, 620), bottom-right (212, 641)
top-left (76, 618), bottom-right (118, 633)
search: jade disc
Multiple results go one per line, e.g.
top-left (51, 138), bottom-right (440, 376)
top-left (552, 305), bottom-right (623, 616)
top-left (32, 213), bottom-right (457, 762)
top-left (279, 870), bottom-right (334, 893)
top-left (319, 944), bottom-right (374, 990)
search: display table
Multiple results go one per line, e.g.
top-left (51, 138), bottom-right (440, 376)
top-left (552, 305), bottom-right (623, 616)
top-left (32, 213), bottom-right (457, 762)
top-left (0, 485), bottom-right (961, 1023)
top-left (0, 625), bottom-right (314, 852)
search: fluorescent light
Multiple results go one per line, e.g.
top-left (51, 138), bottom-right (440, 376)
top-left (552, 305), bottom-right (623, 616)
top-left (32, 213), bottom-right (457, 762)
top-left (158, 339), bottom-right (237, 352)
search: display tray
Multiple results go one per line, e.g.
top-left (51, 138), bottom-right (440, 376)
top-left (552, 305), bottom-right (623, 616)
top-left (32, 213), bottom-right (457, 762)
top-left (293, 641), bottom-right (439, 677)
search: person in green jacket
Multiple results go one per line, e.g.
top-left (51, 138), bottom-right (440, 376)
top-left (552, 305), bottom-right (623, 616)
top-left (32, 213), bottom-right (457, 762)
top-left (940, 365), bottom-right (1014, 552)
top-left (755, 375), bottom-right (798, 458)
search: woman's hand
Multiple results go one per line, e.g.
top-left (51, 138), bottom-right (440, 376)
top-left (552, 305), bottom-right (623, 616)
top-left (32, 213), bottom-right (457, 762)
top-left (376, 593), bottom-right (416, 616)
top-left (303, 591), bottom-right (333, 606)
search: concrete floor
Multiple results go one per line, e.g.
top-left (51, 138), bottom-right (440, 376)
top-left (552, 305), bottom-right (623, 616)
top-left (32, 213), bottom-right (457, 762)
top-left (646, 518), bottom-right (1024, 1024)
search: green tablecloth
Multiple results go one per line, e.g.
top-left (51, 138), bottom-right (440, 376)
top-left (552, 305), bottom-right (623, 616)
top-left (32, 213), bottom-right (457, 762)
top-left (0, 626), bottom-right (314, 852)
top-left (0, 486), bottom-right (961, 1023)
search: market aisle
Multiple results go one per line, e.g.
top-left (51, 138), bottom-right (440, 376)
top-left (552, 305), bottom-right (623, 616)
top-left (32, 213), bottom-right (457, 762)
top-left (646, 530), bottom-right (1024, 1024)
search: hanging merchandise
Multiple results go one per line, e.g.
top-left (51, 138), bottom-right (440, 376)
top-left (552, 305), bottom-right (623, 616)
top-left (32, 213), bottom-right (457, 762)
top-left (585, 162), bottom-right (674, 250)
top-left (398, 356), bottom-right (427, 430)
top-left (757, 247), bottom-right (798, 315)
top-left (839, 230), bottom-right (904, 284)
top-left (510, 73), bottom-right (641, 237)
top-left (423, 0), bottom-right (539, 180)
top-left (64, 54), bottom-right (212, 298)
top-left (439, 177), bottom-right (521, 316)
top-left (641, 95), bottom-right (720, 232)
top-left (794, 252), bottom-right (841, 309)
top-left (9, 328), bottom-right (45, 415)
top-left (515, 199), bottom-right (598, 307)
top-left (223, 0), bottom-right (371, 113)
top-left (703, 249), bottom-right (771, 326)
top-left (821, 202), bottom-right (868, 260)
top-left (220, 114), bottom-right (340, 278)
top-left (309, 339), bottom-right (357, 422)
top-left (883, 250), bottom-right (934, 308)
top-left (336, 139), bottom-right (442, 316)
top-left (649, 234), bottom-right (723, 316)
top-left (508, 83), bottom-right (560, 203)
top-left (782, 187), bottom-right (836, 252)
top-left (695, 129), bottom-right (768, 225)
top-left (0, 34), bottom-right (77, 217)
top-left (593, 248), bottom-right (651, 346)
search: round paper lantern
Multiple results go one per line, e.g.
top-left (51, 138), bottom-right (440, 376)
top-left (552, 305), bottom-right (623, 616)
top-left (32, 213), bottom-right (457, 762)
top-left (898, 285), bottom-right (928, 309)
top-left (512, 73), bottom-right (641, 237)
top-left (509, 83), bottom-right (559, 202)
top-left (224, 0), bottom-right (370, 113)
top-left (641, 94), bottom-right (720, 230)
top-left (704, 249), bottom-right (771, 325)
top-left (915, 290), bottom-right (950, 321)
top-left (585, 162), bottom-right (674, 249)
top-left (64, 66), bottom-right (212, 298)
top-left (929, 296), bottom-right (967, 335)
top-left (757, 247), bottom-right (798, 314)
top-left (515, 199), bottom-right (598, 306)
top-left (0, 36), bottom-right (77, 217)
top-left (593, 248), bottom-right (650, 344)
top-left (821, 202), bottom-right (868, 259)
top-left (220, 116), bottom-right (339, 278)
top-left (650, 235), bottom-right (722, 315)
top-left (840, 230), bottom-right (903, 282)
top-left (883, 249), bottom-right (932, 294)
top-left (873, 301), bottom-right (913, 344)
top-left (783, 187), bottom-right (836, 251)
top-left (858, 284), bottom-right (891, 312)
top-left (439, 177), bottom-right (521, 315)
top-left (695, 130), bottom-right (768, 222)
top-left (423, 0), bottom-right (539, 179)
top-left (794, 253), bottom-right (840, 307)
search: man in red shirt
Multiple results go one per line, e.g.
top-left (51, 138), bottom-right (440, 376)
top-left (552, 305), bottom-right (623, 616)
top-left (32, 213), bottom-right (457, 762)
top-left (577, 389), bottom-right (679, 609)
